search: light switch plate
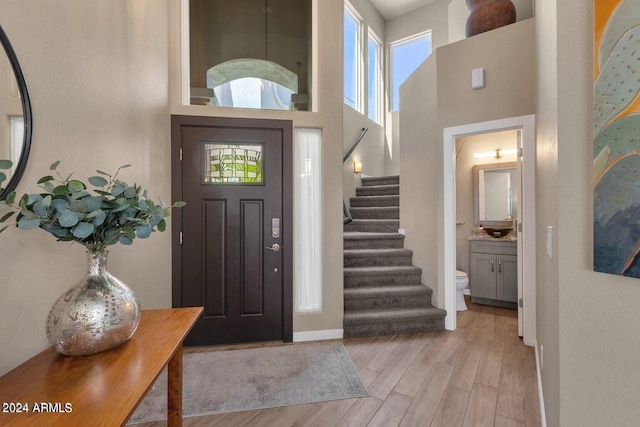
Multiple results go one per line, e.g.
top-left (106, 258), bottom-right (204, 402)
top-left (472, 68), bottom-right (485, 89)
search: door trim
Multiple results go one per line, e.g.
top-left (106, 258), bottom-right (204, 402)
top-left (171, 115), bottom-right (293, 342)
top-left (443, 114), bottom-right (536, 347)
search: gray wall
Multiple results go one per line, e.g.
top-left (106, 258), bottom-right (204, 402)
top-left (537, 2), bottom-right (640, 426)
top-left (400, 18), bottom-right (535, 309)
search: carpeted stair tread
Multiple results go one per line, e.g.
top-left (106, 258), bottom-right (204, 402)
top-left (350, 206), bottom-right (399, 219)
top-left (344, 248), bottom-right (413, 258)
top-left (344, 219), bottom-right (399, 233)
top-left (344, 285), bottom-right (433, 310)
top-left (344, 248), bottom-right (413, 268)
top-left (343, 232), bottom-right (405, 240)
top-left (361, 176), bottom-right (399, 186)
top-left (344, 284), bottom-right (433, 299)
top-left (344, 307), bottom-right (447, 324)
top-left (343, 232), bottom-right (405, 249)
top-left (343, 265), bottom-right (422, 276)
top-left (343, 175), bottom-right (446, 338)
top-left (350, 195), bottom-right (400, 207)
top-left (356, 184), bottom-right (399, 197)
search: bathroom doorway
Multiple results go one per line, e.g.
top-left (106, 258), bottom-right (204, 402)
top-left (443, 115), bottom-right (536, 346)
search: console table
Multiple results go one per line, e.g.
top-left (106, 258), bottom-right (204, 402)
top-left (0, 307), bottom-right (202, 426)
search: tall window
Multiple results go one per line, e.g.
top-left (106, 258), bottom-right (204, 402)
top-left (344, 4), bottom-right (362, 111)
top-left (390, 31), bottom-right (432, 112)
top-left (367, 32), bottom-right (381, 124)
top-left (294, 128), bottom-right (323, 313)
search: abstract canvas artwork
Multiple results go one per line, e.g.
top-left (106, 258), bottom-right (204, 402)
top-left (594, 0), bottom-right (640, 276)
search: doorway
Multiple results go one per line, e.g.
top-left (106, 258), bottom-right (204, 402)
top-left (444, 115), bottom-right (536, 346)
top-left (171, 115), bottom-right (293, 346)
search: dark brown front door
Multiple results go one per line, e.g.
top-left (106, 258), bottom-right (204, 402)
top-left (171, 116), bottom-right (293, 345)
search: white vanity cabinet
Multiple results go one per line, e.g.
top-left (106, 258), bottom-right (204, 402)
top-left (470, 240), bottom-right (517, 308)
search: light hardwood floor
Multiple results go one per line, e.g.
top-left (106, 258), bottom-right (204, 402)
top-left (134, 297), bottom-right (541, 427)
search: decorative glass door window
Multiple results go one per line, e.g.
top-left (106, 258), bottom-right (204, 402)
top-left (203, 143), bottom-right (263, 184)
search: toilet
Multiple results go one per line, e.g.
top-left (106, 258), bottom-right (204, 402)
top-left (456, 270), bottom-right (469, 311)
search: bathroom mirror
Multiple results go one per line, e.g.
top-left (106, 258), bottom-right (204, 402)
top-left (473, 162), bottom-right (517, 227)
top-left (0, 24), bottom-right (32, 200)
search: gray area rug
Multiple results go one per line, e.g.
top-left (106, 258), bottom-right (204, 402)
top-left (128, 342), bottom-right (368, 424)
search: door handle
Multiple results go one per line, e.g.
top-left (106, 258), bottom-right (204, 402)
top-left (265, 243), bottom-right (281, 252)
top-left (498, 258), bottom-right (502, 273)
top-left (491, 259), bottom-right (494, 272)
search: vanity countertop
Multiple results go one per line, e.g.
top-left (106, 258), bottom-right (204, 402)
top-left (467, 234), bottom-right (517, 242)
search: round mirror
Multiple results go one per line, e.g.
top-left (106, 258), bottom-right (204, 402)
top-left (0, 24), bottom-right (32, 200)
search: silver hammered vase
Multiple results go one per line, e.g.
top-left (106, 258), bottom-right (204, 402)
top-left (45, 250), bottom-right (141, 356)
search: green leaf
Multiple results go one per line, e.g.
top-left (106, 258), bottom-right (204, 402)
top-left (112, 203), bottom-right (130, 213)
top-left (50, 161), bottom-right (60, 170)
top-left (37, 175), bottom-right (54, 184)
top-left (6, 191), bottom-right (16, 204)
top-left (119, 235), bottom-right (133, 245)
top-left (124, 186), bottom-right (137, 199)
top-left (58, 210), bottom-right (80, 227)
top-left (40, 181), bottom-right (55, 193)
top-left (111, 184), bottom-right (126, 196)
top-left (0, 211), bottom-right (15, 223)
top-left (42, 195), bottom-right (52, 210)
top-left (173, 201), bottom-right (187, 207)
top-left (96, 169), bottom-right (111, 177)
top-left (123, 227), bottom-right (135, 240)
top-left (50, 198), bottom-right (70, 212)
top-left (26, 194), bottom-right (43, 205)
top-left (53, 185), bottom-right (69, 196)
top-left (18, 218), bottom-right (41, 230)
top-left (33, 200), bottom-right (48, 217)
top-left (0, 159), bottom-right (13, 169)
top-left (135, 225), bottom-right (152, 238)
top-left (72, 222), bottom-right (94, 239)
top-left (68, 180), bottom-right (86, 192)
top-left (88, 176), bottom-right (109, 187)
top-left (0, 172), bottom-right (6, 183)
top-left (83, 197), bottom-right (102, 212)
top-left (119, 164), bottom-right (132, 169)
top-left (157, 218), bottom-right (166, 232)
top-left (92, 211), bottom-right (107, 227)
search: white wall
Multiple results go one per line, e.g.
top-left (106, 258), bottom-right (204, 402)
top-left (343, 0), bottom-right (386, 201)
top-left (0, 0), bottom-right (172, 375)
top-left (400, 19), bottom-right (534, 309)
top-left (0, 0), bottom-right (346, 375)
top-left (537, 2), bottom-right (640, 426)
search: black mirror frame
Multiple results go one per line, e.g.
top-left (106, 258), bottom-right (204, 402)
top-left (0, 24), bottom-right (32, 200)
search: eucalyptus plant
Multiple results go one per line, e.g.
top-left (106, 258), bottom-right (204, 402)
top-left (0, 161), bottom-right (185, 252)
top-left (0, 159), bottom-right (12, 191)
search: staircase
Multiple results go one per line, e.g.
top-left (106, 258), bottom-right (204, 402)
top-left (343, 176), bottom-right (446, 338)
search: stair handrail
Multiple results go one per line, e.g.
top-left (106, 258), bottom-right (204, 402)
top-left (343, 128), bottom-right (368, 224)
top-left (343, 128), bottom-right (368, 163)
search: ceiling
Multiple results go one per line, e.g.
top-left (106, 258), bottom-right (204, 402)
top-left (368, 0), bottom-right (440, 20)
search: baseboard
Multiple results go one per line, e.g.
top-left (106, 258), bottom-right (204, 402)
top-left (535, 338), bottom-right (547, 427)
top-left (293, 329), bottom-right (344, 342)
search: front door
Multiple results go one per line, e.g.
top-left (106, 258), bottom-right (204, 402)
top-left (171, 116), bottom-right (293, 345)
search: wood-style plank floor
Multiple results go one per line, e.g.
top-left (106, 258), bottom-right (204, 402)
top-left (133, 297), bottom-right (541, 427)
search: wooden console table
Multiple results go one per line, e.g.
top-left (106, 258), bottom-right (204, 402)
top-left (0, 307), bottom-right (202, 426)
